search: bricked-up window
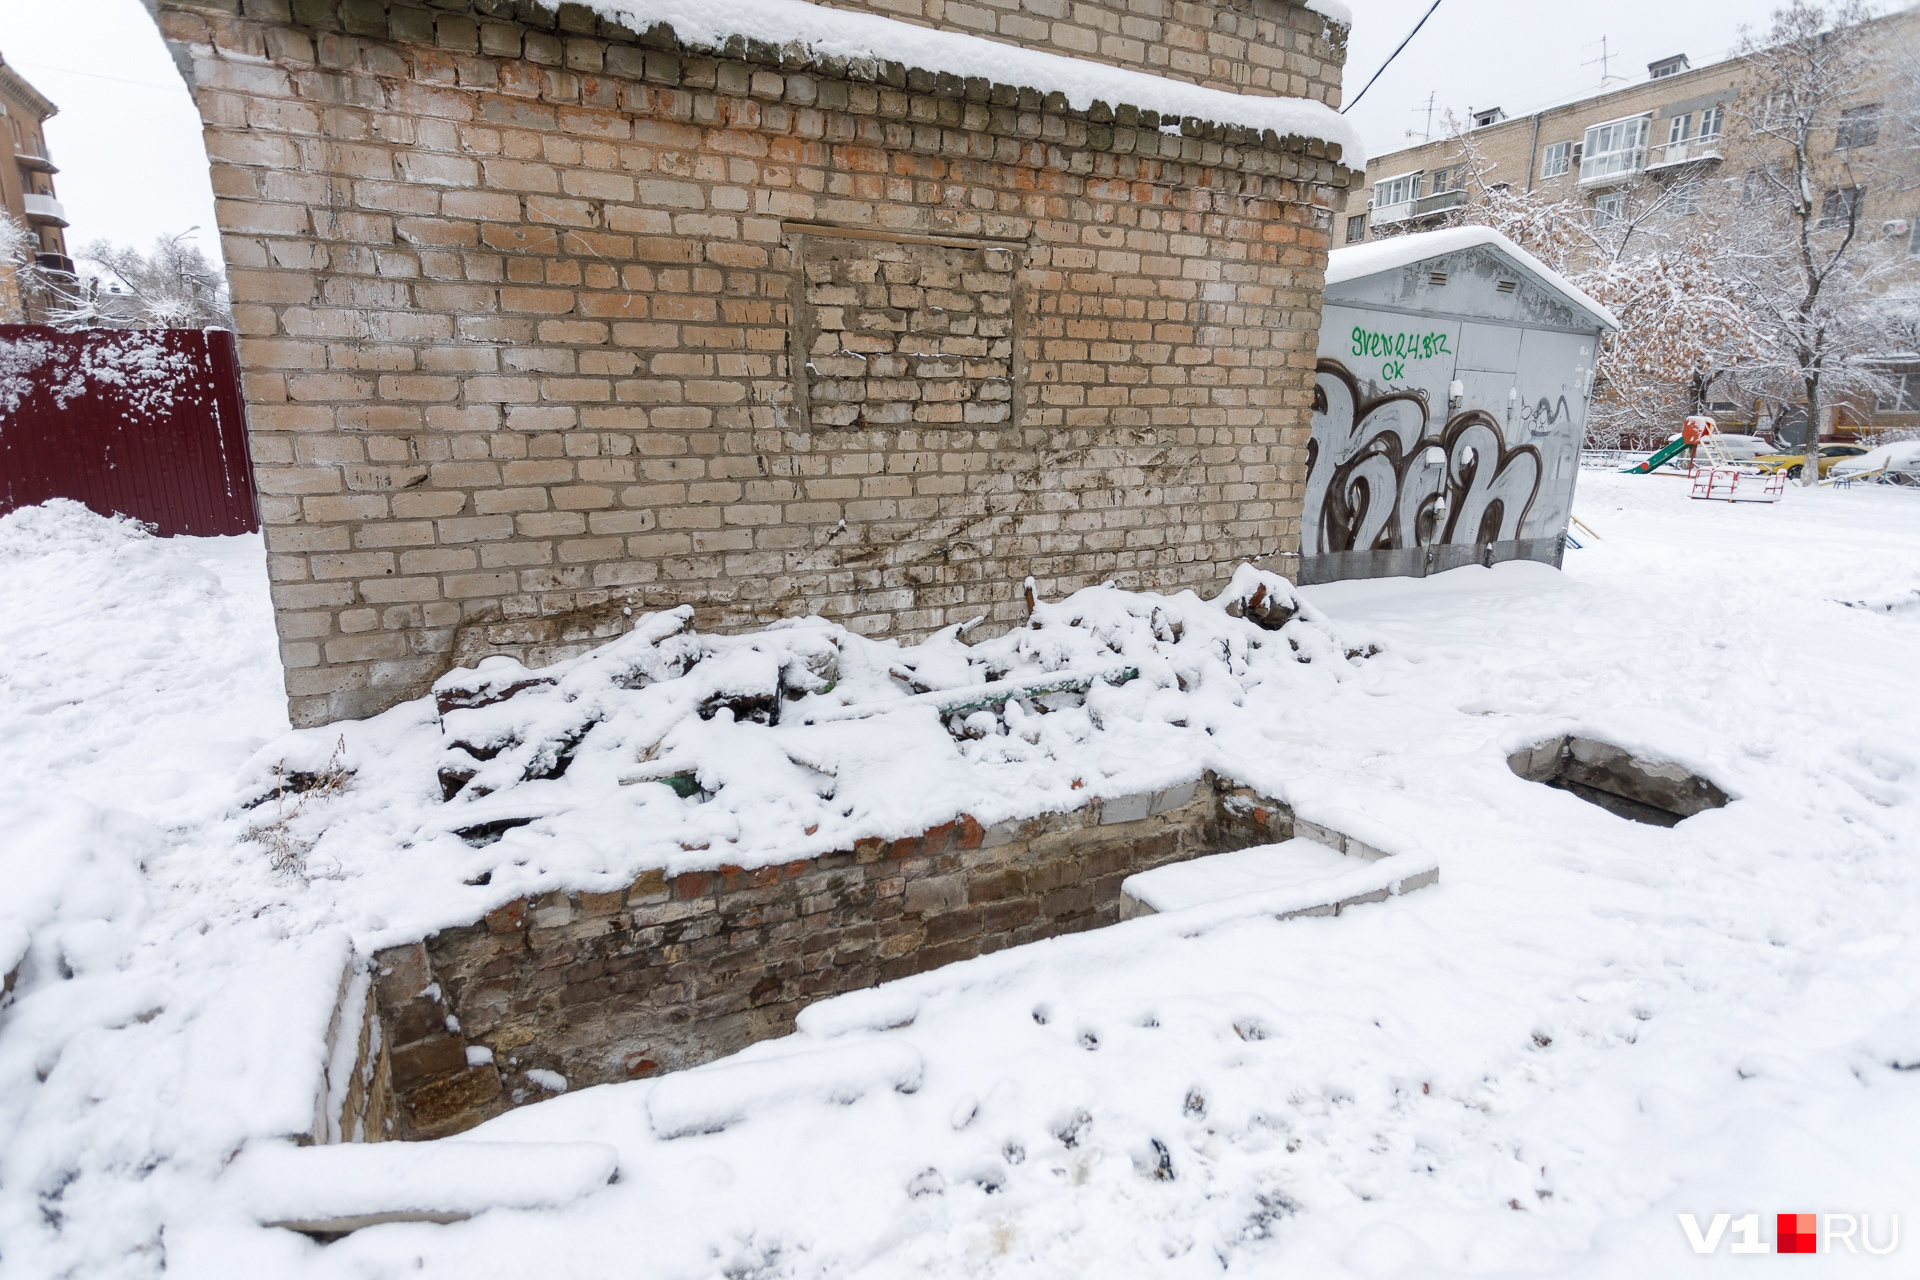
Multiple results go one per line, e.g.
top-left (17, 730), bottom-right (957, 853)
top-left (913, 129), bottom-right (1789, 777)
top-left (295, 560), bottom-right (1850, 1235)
top-left (798, 236), bottom-right (1016, 431)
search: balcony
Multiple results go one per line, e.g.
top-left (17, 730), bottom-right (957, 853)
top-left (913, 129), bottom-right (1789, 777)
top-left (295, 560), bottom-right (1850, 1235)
top-left (1646, 138), bottom-right (1723, 172)
top-left (21, 193), bottom-right (66, 226)
top-left (13, 145), bottom-right (56, 173)
top-left (34, 252), bottom-right (76, 276)
top-left (1577, 155), bottom-right (1646, 188)
top-left (1371, 189), bottom-right (1468, 227)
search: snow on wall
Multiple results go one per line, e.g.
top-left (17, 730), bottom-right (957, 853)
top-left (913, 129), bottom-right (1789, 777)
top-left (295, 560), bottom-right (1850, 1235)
top-left (0, 328), bottom-right (207, 423)
top-left (582, 0), bottom-right (1368, 162)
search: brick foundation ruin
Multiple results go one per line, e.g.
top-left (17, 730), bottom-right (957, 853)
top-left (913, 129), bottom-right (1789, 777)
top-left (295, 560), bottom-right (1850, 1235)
top-left (149, 0), bottom-right (1353, 726)
top-left (345, 774), bottom-right (1297, 1138)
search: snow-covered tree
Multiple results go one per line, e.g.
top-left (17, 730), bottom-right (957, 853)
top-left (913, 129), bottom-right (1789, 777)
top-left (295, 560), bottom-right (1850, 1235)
top-left (47, 232), bottom-right (232, 331)
top-left (1415, 125), bottom-right (1758, 448)
top-left (0, 213), bottom-right (39, 324)
top-left (1722, 0), bottom-right (1914, 481)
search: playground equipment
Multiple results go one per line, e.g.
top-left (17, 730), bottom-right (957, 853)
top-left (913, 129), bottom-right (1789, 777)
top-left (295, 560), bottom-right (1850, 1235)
top-left (1690, 466), bottom-right (1786, 503)
top-left (1622, 415), bottom-right (1735, 474)
top-left (1624, 416), bottom-right (1784, 502)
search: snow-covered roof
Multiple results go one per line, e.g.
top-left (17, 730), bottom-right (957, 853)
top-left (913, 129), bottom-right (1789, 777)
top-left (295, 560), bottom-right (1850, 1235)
top-left (1327, 226), bottom-right (1620, 331)
top-left (583, 0), bottom-right (1366, 164)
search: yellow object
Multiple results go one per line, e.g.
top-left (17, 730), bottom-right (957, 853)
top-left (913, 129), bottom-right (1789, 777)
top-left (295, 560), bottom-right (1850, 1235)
top-left (1752, 444), bottom-right (1871, 478)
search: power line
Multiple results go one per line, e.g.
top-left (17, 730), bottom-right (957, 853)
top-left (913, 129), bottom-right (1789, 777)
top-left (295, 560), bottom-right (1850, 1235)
top-left (1342, 0), bottom-right (1447, 116)
top-left (14, 62), bottom-right (184, 93)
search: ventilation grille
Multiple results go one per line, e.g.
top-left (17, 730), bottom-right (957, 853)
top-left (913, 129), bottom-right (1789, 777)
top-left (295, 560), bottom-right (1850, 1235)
top-left (1427, 271), bottom-right (1449, 286)
top-left (1497, 279), bottom-right (1520, 294)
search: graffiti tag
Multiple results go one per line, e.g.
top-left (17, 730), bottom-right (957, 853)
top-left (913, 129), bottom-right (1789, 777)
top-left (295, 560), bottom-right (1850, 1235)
top-left (1303, 360), bottom-right (1544, 559)
top-left (1351, 327), bottom-right (1450, 382)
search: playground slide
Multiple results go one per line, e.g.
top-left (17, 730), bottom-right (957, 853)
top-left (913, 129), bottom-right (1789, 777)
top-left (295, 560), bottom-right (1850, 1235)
top-left (1622, 437), bottom-right (1690, 473)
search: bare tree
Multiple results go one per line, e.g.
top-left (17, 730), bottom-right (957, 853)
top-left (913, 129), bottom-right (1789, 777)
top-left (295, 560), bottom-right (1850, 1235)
top-left (48, 231), bottom-right (232, 331)
top-left (1726, 0), bottom-right (1913, 482)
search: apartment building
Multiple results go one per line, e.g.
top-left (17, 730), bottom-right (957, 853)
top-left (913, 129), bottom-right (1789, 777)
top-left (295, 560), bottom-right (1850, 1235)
top-left (1344, 11), bottom-right (1920, 438)
top-left (1342, 53), bottom-right (1748, 248)
top-left (0, 52), bottom-right (71, 320)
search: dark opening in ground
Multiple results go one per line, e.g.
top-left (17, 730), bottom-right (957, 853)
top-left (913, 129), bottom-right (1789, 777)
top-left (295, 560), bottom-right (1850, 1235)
top-left (1509, 736), bottom-right (1729, 827)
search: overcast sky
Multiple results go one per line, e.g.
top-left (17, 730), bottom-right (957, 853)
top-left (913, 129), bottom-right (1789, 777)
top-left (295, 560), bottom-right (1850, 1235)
top-left (0, 0), bottom-right (1860, 275)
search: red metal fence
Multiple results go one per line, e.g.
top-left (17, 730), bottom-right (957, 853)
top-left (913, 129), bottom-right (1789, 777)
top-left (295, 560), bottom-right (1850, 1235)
top-left (0, 325), bottom-right (257, 536)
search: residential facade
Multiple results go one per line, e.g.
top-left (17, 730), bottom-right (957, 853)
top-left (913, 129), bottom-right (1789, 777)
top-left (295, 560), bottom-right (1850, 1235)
top-left (1342, 55), bottom-right (1747, 251)
top-left (0, 53), bottom-right (72, 320)
top-left (1344, 10), bottom-right (1920, 440)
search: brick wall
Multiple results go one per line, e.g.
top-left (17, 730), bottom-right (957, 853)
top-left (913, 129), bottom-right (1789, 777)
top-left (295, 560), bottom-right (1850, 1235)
top-left (153, 0), bottom-right (1350, 727)
top-left (370, 774), bottom-right (1292, 1138)
top-left (814, 0), bottom-right (1348, 105)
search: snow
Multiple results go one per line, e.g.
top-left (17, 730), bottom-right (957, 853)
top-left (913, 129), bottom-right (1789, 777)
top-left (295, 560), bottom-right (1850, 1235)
top-left (223, 1140), bottom-right (619, 1225)
top-left (222, 562), bottom-right (1374, 952)
top-left (580, 0), bottom-right (1367, 163)
top-left (5, 475), bottom-right (1920, 1275)
top-left (646, 1040), bottom-right (925, 1138)
top-left (0, 330), bottom-right (204, 422)
top-left (1118, 837), bottom-right (1436, 916)
top-left (1831, 439), bottom-right (1920, 478)
top-left (1326, 226), bottom-right (1621, 331)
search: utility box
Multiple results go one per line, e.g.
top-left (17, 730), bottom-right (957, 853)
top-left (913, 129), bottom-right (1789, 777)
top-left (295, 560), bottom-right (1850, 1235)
top-left (1299, 227), bottom-right (1617, 585)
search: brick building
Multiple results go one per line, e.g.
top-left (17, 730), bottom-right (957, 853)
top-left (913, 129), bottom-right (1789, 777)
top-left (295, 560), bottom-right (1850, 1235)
top-left (0, 53), bottom-right (73, 319)
top-left (147, 0), bottom-right (1357, 728)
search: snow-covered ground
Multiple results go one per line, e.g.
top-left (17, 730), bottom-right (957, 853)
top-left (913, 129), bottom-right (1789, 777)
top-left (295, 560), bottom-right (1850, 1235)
top-left (4, 474), bottom-right (1920, 1278)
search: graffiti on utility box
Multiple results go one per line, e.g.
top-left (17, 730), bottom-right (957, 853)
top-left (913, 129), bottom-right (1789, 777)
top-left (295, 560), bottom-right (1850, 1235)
top-left (1297, 228), bottom-right (1616, 585)
top-left (1348, 327), bottom-right (1452, 383)
top-left (1306, 360), bottom-right (1542, 556)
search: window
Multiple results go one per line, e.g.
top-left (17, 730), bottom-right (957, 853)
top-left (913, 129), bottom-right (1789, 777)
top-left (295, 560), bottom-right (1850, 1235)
top-left (1819, 185), bottom-right (1865, 229)
top-left (1669, 179), bottom-right (1700, 215)
top-left (1876, 371), bottom-right (1920, 412)
top-left (1594, 191), bottom-right (1626, 228)
top-left (1541, 141), bottom-right (1572, 178)
top-left (1911, 220), bottom-right (1920, 258)
top-left (1373, 171), bottom-right (1422, 208)
top-left (1837, 104), bottom-right (1881, 149)
top-left (1760, 93), bottom-right (1791, 128)
top-left (1698, 106), bottom-right (1723, 139)
top-left (1581, 114), bottom-right (1651, 182)
top-left (1742, 168), bottom-right (1765, 203)
top-left (1346, 213), bottom-right (1368, 244)
top-left (1668, 113), bottom-right (1694, 145)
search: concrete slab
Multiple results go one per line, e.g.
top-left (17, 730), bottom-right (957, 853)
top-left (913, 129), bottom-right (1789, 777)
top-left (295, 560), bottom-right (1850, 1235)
top-left (1120, 837), bottom-right (1438, 921)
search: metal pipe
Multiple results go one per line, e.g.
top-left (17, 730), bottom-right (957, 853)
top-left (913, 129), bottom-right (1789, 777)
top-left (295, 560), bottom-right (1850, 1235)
top-left (1525, 111), bottom-right (1543, 192)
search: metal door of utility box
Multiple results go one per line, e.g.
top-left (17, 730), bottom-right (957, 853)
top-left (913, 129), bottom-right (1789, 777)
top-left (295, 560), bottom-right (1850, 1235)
top-left (1298, 227), bottom-right (1616, 585)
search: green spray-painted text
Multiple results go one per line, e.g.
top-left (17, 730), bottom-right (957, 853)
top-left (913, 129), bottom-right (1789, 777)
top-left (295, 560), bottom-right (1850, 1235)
top-left (1351, 327), bottom-right (1451, 363)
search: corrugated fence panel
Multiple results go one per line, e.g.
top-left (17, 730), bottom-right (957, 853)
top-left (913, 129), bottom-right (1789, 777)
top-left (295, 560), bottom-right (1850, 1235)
top-left (0, 325), bottom-right (258, 537)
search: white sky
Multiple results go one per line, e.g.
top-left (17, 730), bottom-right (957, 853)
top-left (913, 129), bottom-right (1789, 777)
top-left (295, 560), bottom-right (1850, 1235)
top-left (0, 0), bottom-right (1846, 274)
top-left (1339, 0), bottom-right (1835, 161)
